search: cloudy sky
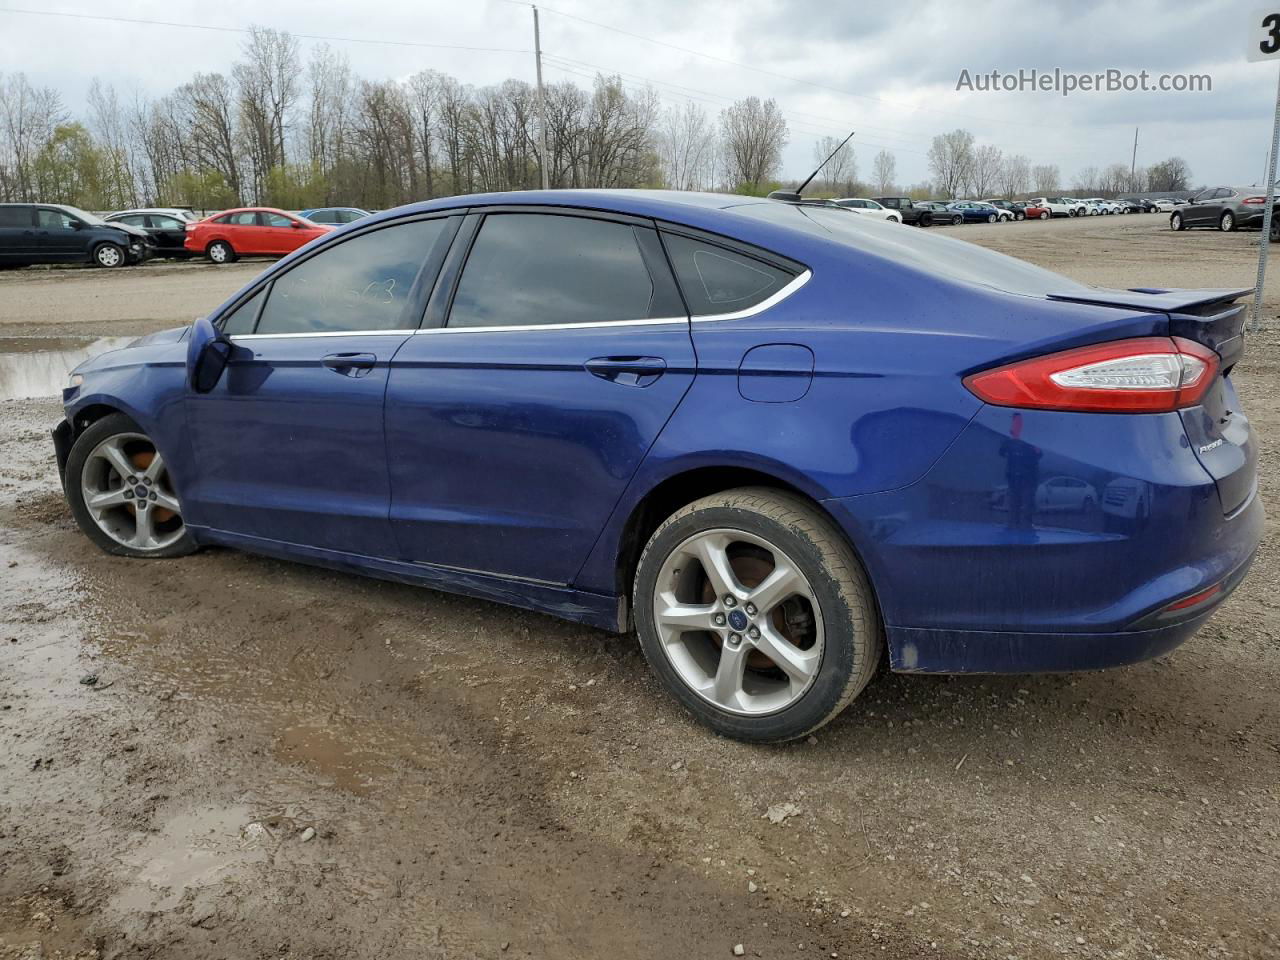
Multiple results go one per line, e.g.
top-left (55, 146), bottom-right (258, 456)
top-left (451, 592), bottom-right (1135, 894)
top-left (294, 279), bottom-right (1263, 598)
top-left (0, 0), bottom-right (1274, 190)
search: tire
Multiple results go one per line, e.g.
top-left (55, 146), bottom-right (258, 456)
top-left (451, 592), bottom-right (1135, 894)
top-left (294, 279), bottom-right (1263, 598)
top-left (93, 243), bottom-right (125, 268)
top-left (1015, 212), bottom-right (1025, 221)
top-left (1171, 213), bottom-right (1184, 231)
top-left (207, 240), bottom-right (237, 264)
top-left (1039, 211), bottom-right (1050, 220)
top-left (632, 487), bottom-right (882, 743)
top-left (951, 215), bottom-right (963, 225)
top-left (1271, 218), bottom-right (1279, 242)
top-left (986, 213), bottom-right (997, 223)
top-left (920, 215), bottom-right (933, 227)
top-left (1220, 211), bottom-right (1235, 232)
top-left (64, 413), bottom-right (197, 559)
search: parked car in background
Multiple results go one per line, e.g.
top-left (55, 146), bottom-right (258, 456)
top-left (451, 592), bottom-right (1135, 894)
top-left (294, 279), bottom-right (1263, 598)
top-left (0, 203), bottom-right (151, 268)
top-left (184, 208), bottom-right (334, 262)
top-left (1169, 186), bottom-right (1279, 232)
top-left (1152, 198), bottom-right (1179, 212)
top-left (831, 197), bottom-right (903, 223)
top-left (873, 197), bottom-right (934, 226)
top-left (297, 206), bottom-right (372, 226)
top-left (1027, 197), bottom-right (1076, 218)
top-left (982, 199), bottom-right (1027, 221)
top-left (105, 208), bottom-right (197, 258)
top-left (1022, 202), bottom-right (1050, 220)
top-left (1114, 199), bottom-right (1144, 214)
top-left (53, 188), bottom-right (1261, 743)
top-left (948, 201), bottom-right (1006, 223)
top-left (915, 201), bottom-right (962, 225)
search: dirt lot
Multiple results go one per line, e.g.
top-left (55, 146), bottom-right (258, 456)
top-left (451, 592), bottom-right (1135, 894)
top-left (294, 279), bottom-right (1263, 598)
top-left (1, 214), bottom-right (1277, 960)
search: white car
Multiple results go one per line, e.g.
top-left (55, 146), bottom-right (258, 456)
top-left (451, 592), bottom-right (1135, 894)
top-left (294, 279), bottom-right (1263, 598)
top-left (1082, 197), bottom-right (1124, 215)
top-left (1027, 197), bottom-right (1078, 218)
top-left (831, 198), bottom-right (903, 223)
top-left (1152, 198), bottom-right (1179, 212)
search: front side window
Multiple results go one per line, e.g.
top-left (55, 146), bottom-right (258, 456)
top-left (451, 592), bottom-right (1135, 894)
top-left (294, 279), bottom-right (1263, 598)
top-left (254, 218), bottom-right (449, 335)
top-left (37, 209), bottom-right (77, 229)
top-left (220, 288), bottom-right (265, 335)
top-left (150, 215), bottom-right (184, 229)
top-left (661, 233), bottom-right (795, 317)
top-left (263, 212), bottom-right (293, 228)
top-left (447, 214), bottom-right (656, 329)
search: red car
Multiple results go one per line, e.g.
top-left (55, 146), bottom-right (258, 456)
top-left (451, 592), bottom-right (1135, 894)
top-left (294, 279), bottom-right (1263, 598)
top-left (185, 207), bottom-right (333, 263)
top-left (1022, 203), bottom-right (1050, 220)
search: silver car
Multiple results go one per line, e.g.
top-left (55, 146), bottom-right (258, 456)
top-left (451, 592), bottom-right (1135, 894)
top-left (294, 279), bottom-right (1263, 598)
top-left (1170, 185), bottom-right (1278, 232)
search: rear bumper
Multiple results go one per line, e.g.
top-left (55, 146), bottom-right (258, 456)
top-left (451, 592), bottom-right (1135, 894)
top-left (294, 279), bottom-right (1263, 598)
top-left (825, 405), bottom-right (1264, 674)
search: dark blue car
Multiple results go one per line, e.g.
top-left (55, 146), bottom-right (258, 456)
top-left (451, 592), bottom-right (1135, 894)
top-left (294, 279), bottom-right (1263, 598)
top-left (53, 190), bottom-right (1261, 742)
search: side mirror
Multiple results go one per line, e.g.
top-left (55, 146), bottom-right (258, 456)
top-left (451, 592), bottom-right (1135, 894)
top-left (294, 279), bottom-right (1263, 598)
top-left (291, 220), bottom-right (303, 228)
top-left (187, 315), bottom-right (233, 393)
top-left (70, 220), bottom-right (84, 230)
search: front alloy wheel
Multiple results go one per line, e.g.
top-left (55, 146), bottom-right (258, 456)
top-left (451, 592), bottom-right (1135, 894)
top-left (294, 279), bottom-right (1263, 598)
top-left (1220, 212), bottom-right (1235, 232)
top-left (65, 414), bottom-right (196, 558)
top-left (94, 243), bottom-right (125, 268)
top-left (634, 488), bottom-right (881, 742)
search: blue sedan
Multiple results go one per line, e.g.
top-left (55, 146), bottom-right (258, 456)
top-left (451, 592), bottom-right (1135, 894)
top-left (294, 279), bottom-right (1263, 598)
top-left (947, 200), bottom-right (1003, 223)
top-left (53, 190), bottom-right (1261, 742)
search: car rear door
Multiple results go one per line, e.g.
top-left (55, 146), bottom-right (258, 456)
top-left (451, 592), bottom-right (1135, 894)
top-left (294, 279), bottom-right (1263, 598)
top-left (385, 208), bottom-right (696, 584)
top-left (184, 214), bottom-right (460, 556)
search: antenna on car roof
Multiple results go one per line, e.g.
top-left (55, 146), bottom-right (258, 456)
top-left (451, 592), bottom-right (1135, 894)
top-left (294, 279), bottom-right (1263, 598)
top-left (768, 130), bottom-right (855, 203)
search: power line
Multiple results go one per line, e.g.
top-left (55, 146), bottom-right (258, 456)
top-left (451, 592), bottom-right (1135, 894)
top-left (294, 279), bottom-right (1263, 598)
top-left (0, 6), bottom-right (530, 53)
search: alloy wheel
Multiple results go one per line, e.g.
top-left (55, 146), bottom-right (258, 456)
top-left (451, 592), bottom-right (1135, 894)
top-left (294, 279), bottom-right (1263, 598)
top-left (79, 433), bottom-right (185, 552)
top-left (651, 528), bottom-right (824, 716)
top-left (95, 245), bottom-right (122, 267)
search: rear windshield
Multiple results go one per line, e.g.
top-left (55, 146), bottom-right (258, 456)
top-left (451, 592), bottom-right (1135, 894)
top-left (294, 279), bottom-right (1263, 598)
top-left (728, 201), bottom-right (1088, 297)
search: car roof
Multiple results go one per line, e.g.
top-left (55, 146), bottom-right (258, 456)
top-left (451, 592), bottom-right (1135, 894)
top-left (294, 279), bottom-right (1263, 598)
top-left (108, 208), bottom-right (190, 217)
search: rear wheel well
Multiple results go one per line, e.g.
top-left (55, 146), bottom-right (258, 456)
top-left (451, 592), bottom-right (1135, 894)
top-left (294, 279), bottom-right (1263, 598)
top-left (615, 467), bottom-right (826, 602)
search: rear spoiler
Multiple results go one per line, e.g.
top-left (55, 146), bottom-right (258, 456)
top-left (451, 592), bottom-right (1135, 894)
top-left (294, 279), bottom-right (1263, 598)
top-left (1047, 286), bottom-right (1251, 363)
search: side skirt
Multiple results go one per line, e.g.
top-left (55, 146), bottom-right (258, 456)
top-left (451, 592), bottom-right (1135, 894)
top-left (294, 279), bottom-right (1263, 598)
top-left (189, 525), bottom-right (626, 633)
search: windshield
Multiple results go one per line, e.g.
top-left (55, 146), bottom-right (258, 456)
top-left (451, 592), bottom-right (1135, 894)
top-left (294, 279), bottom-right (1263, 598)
top-left (729, 201), bottom-right (1089, 298)
top-left (61, 205), bottom-right (105, 225)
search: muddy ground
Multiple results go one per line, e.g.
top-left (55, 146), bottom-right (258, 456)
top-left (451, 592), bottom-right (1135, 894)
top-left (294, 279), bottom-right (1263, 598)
top-left (1, 214), bottom-right (1277, 960)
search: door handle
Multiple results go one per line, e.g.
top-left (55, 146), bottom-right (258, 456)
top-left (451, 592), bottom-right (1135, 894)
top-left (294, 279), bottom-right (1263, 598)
top-left (585, 356), bottom-right (667, 387)
top-left (322, 352), bottom-right (377, 377)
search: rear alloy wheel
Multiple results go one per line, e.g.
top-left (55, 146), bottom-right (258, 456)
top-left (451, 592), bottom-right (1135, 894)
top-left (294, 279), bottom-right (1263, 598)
top-left (1040, 211), bottom-right (1050, 220)
top-left (951, 215), bottom-right (963, 225)
top-left (93, 243), bottom-right (125, 268)
top-left (65, 414), bottom-right (196, 559)
top-left (987, 213), bottom-right (997, 223)
top-left (1219, 211), bottom-right (1235, 232)
top-left (207, 240), bottom-right (237, 264)
top-left (1171, 212), bottom-right (1184, 231)
top-left (634, 488), bottom-right (881, 743)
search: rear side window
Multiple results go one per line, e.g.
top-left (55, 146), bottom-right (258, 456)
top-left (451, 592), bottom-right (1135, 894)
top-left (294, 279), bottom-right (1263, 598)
top-left (661, 233), bottom-right (795, 317)
top-left (0, 207), bottom-right (31, 227)
top-left (254, 218), bottom-right (449, 335)
top-left (447, 213), bottom-right (657, 329)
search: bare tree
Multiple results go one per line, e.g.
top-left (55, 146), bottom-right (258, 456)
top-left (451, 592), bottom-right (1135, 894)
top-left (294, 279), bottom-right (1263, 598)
top-left (927, 129), bottom-right (974, 199)
top-left (1072, 165), bottom-right (1100, 194)
top-left (86, 81), bottom-right (139, 207)
top-left (720, 96), bottom-right (788, 192)
top-left (812, 134), bottom-right (855, 194)
top-left (233, 26), bottom-right (301, 202)
top-left (1147, 156), bottom-right (1191, 191)
top-left (307, 46), bottom-right (353, 193)
top-left (871, 149), bottom-right (896, 195)
top-left (1098, 162), bottom-right (1131, 197)
top-left (997, 154), bottom-right (1030, 197)
top-left (0, 72), bottom-right (65, 201)
top-left (175, 73), bottom-right (242, 202)
top-left (967, 144), bottom-right (1002, 197)
top-left (1031, 163), bottom-right (1060, 194)
top-left (658, 102), bottom-right (716, 191)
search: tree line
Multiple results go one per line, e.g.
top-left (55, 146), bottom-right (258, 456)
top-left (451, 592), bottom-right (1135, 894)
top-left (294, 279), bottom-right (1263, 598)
top-left (0, 26), bottom-right (1195, 213)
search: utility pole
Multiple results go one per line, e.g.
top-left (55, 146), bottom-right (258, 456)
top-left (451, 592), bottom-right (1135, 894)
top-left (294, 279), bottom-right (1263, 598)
top-left (1130, 126), bottom-right (1138, 185)
top-left (532, 5), bottom-right (550, 191)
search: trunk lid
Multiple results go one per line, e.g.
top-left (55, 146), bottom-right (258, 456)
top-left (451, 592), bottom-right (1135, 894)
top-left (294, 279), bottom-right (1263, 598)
top-left (1047, 286), bottom-right (1255, 515)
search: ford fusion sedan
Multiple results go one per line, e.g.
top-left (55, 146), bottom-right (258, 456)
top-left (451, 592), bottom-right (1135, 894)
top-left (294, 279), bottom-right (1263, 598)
top-left (184, 207), bottom-right (333, 262)
top-left (1169, 186), bottom-right (1280, 232)
top-left (0, 203), bottom-right (151, 268)
top-left (53, 189), bottom-right (1261, 743)
top-left (948, 201), bottom-right (1006, 223)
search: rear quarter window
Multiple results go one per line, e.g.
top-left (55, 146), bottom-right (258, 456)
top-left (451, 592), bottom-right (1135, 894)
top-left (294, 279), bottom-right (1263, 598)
top-left (661, 233), bottom-right (796, 317)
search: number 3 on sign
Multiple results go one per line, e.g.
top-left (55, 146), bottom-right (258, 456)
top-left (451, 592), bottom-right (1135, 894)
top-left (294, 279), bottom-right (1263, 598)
top-left (1249, 8), bottom-right (1280, 60)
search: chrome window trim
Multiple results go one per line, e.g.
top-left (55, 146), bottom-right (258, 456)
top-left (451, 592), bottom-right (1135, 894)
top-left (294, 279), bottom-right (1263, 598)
top-left (226, 269), bottom-right (811, 340)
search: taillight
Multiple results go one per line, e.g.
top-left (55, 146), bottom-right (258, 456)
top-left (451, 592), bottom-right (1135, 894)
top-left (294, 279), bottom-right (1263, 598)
top-left (1242, 196), bottom-right (1266, 205)
top-left (963, 336), bottom-right (1219, 413)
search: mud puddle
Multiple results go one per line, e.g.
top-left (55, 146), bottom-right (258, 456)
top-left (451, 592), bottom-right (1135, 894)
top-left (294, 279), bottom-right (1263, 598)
top-left (0, 336), bottom-right (133, 400)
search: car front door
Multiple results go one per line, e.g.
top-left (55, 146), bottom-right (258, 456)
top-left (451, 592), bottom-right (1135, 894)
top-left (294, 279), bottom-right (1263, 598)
top-left (147, 214), bottom-right (188, 252)
top-left (1183, 189), bottom-right (1215, 226)
top-left (184, 214), bottom-right (460, 556)
top-left (385, 209), bottom-right (696, 584)
top-left (260, 211), bottom-right (300, 254)
top-left (36, 208), bottom-right (89, 259)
